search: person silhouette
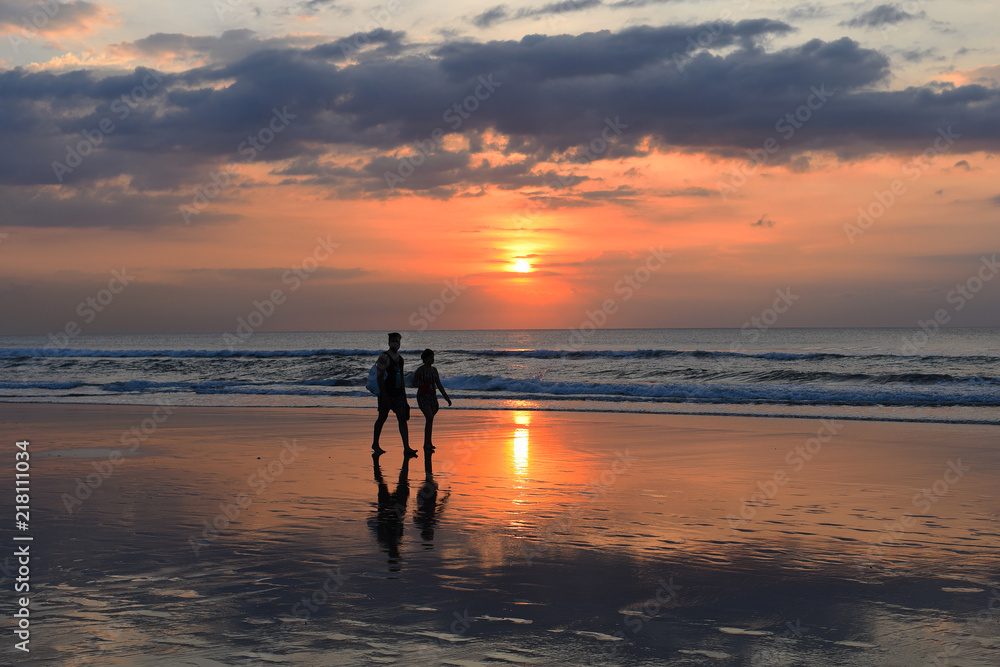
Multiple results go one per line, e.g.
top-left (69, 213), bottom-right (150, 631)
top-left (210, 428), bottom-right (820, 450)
top-left (369, 455), bottom-right (411, 571)
top-left (372, 332), bottom-right (417, 457)
top-left (412, 348), bottom-right (451, 453)
top-left (414, 450), bottom-right (448, 547)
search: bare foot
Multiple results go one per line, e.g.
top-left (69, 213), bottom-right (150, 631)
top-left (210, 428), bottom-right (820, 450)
top-left (372, 445), bottom-right (386, 455)
top-left (404, 447), bottom-right (419, 458)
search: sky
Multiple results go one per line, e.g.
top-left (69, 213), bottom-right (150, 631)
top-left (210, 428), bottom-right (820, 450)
top-left (0, 0), bottom-right (998, 334)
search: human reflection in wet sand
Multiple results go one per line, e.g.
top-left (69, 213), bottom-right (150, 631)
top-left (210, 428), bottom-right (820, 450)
top-left (414, 449), bottom-right (449, 547)
top-left (369, 454), bottom-right (410, 571)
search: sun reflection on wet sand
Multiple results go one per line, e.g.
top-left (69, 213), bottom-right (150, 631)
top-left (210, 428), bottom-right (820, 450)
top-left (10, 405), bottom-right (1000, 666)
top-left (511, 410), bottom-right (531, 482)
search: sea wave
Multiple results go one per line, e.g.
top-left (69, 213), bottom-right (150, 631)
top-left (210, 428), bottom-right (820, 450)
top-left (0, 348), bottom-right (379, 359)
top-left (4, 346), bottom-right (999, 363)
top-left (3, 375), bottom-right (996, 408)
top-left (441, 374), bottom-right (1000, 407)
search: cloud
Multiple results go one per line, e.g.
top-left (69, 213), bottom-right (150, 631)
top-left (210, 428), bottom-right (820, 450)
top-left (471, 0), bottom-right (680, 28)
top-left (0, 0), bottom-right (112, 38)
top-left (841, 4), bottom-right (923, 29)
top-left (955, 64), bottom-right (1000, 88)
top-left (788, 155), bottom-right (811, 173)
top-left (472, 5), bottom-right (508, 28)
top-left (3, 23), bottom-right (1000, 226)
top-left (953, 160), bottom-right (970, 170)
top-left (96, 28), bottom-right (406, 71)
top-left (784, 3), bottom-right (830, 21)
top-left (183, 266), bottom-right (370, 282)
top-left (608, 0), bottom-right (681, 7)
top-left (658, 186), bottom-right (713, 197)
top-left (751, 214), bottom-right (774, 228)
top-left (523, 0), bottom-right (603, 17)
top-left (895, 47), bottom-right (939, 63)
top-left (298, 0), bottom-right (343, 14)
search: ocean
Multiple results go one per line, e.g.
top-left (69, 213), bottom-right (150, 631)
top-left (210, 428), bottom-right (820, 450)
top-left (1, 328), bottom-right (998, 424)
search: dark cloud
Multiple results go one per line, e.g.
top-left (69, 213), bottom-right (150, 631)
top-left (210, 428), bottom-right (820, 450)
top-left (183, 266), bottom-right (370, 281)
top-left (896, 47), bottom-right (939, 63)
top-left (0, 0), bottom-right (105, 34)
top-left (471, 0), bottom-right (682, 28)
top-left (472, 0), bottom-right (602, 29)
top-left (123, 29), bottom-right (320, 65)
top-left (608, 0), bottom-right (681, 7)
top-left (298, 0), bottom-right (342, 14)
top-left (577, 185), bottom-right (640, 203)
top-left (0, 271), bottom-right (466, 335)
top-left (523, 0), bottom-right (602, 17)
top-left (788, 155), bottom-right (811, 173)
top-left (121, 28), bottom-right (406, 65)
top-left (841, 4), bottom-right (923, 29)
top-left (3, 23), bottom-right (1000, 227)
top-left (953, 160), bottom-right (970, 170)
top-left (0, 183), bottom-right (239, 229)
top-left (784, 3), bottom-right (830, 21)
top-left (472, 5), bottom-right (508, 28)
top-left (658, 187), bottom-right (714, 197)
top-left (751, 214), bottom-right (775, 228)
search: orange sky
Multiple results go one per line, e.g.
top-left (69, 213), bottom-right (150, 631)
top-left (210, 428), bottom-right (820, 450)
top-left (1, 2), bottom-right (999, 333)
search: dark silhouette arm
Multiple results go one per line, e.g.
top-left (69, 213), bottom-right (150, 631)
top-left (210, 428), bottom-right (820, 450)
top-left (376, 353), bottom-right (388, 394)
top-left (435, 369), bottom-right (451, 405)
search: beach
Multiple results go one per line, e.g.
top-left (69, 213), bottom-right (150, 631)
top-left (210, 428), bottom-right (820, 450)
top-left (2, 403), bottom-right (998, 665)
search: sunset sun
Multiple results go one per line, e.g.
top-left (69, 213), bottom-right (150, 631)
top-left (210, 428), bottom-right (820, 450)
top-left (513, 259), bottom-right (531, 273)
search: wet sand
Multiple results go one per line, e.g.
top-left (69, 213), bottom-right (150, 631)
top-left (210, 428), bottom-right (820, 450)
top-left (2, 403), bottom-right (999, 666)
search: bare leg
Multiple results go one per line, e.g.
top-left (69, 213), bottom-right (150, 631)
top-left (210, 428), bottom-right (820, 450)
top-left (423, 413), bottom-right (435, 451)
top-left (373, 412), bottom-right (388, 454)
top-left (399, 416), bottom-right (415, 455)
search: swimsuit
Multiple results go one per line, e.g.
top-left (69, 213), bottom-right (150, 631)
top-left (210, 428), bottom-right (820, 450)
top-left (415, 367), bottom-right (440, 416)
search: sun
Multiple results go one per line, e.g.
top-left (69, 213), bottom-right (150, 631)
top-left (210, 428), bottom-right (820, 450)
top-left (513, 259), bottom-right (531, 273)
